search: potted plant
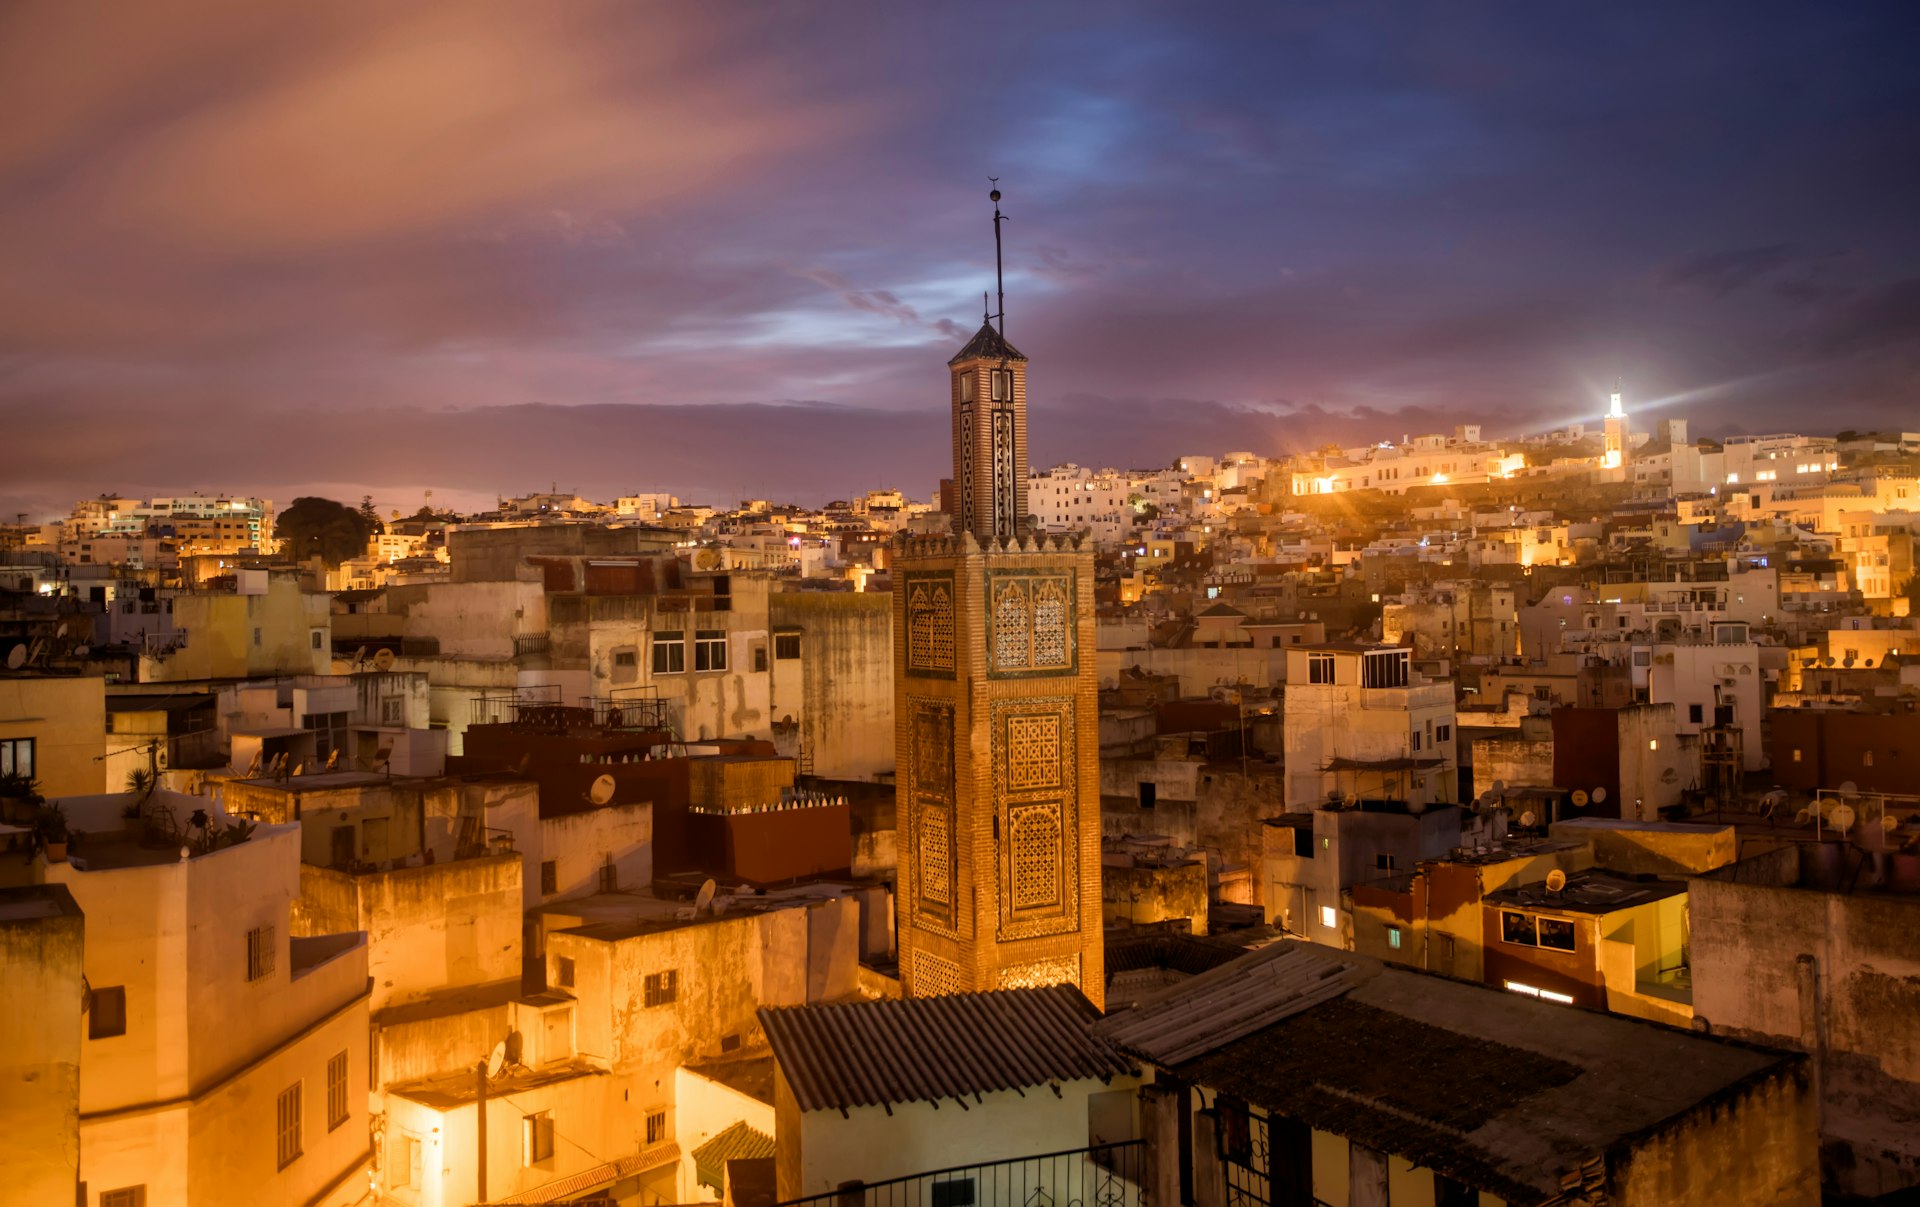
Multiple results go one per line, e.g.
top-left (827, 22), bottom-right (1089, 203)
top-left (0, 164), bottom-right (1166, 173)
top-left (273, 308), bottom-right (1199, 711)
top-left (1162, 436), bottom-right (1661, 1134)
top-left (123, 768), bottom-right (155, 842)
top-left (0, 772), bottom-right (42, 826)
top-left (35, 802), bottom-right (71, 864)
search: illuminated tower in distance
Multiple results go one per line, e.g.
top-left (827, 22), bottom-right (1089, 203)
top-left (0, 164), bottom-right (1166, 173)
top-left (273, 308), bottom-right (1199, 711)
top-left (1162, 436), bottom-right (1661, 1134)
top-left (1603, 384), bottom-right (1629, 471)
top-left (892, 187), bottom-right (1104, 1007)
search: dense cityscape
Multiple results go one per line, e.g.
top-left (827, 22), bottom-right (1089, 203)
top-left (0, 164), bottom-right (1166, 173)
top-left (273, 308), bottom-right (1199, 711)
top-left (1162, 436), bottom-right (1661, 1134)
top-left (5, 5), bottom-right (1920, 1207)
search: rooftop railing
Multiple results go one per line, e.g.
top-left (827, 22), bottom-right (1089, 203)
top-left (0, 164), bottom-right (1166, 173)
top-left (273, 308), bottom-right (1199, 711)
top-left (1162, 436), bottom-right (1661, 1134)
top-left (775, 1142), bottom-right (1146, 1207)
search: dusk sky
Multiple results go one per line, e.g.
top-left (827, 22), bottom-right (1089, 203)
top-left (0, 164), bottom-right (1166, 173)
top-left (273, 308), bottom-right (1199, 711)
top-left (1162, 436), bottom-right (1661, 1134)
top-left (4, 2), bottom-right (1918, 518)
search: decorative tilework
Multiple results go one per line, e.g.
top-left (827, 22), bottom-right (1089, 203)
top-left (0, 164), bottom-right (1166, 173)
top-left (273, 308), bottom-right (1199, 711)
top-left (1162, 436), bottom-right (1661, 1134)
top-left (918, 806), bottom-right (952, 906)
top-left (910, 949), bottom-right (964, 998)
top-left (1010, 803), bottom-right (1063, 910)
top-left (914, 703), bottom-right (954, 790)
top-left (905, 574), bottom-right (955, 676)
top-left (959, 411), bottom-right (974, 534)
top-left (987, 571), bottom-right (1075, 677)
top-left (1006, 714), bottom-right (1061, 791)
top-left (998, 956), bottom-right (1080, 992)
top-left (992, 580), bottom-right (1030, 670)
top-left (992, 408), bottom-right (1016, 537)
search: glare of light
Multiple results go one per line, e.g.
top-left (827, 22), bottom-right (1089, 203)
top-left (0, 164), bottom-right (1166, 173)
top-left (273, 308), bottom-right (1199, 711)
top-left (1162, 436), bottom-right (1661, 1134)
top-left (1505, 980), bottom-right (1575, 1005)
top-left (1608, 392), bottom-right (1625, 419)
top-left (1430, 473), bottom-right (1449, 485)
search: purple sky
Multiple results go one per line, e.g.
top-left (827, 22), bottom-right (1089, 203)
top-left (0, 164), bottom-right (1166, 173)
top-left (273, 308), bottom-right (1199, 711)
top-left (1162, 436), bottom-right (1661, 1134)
top-left (4, 2), bottom-right (1919, 518)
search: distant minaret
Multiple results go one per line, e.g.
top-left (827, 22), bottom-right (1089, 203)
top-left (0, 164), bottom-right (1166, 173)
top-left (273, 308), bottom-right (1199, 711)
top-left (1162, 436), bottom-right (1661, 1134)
top-left (1604, 381), bottom-right (1629, 471)
top-left (949, 185), bottom-right (1028, 540)
top-left (894, 185), bottom-right (1103, 1007)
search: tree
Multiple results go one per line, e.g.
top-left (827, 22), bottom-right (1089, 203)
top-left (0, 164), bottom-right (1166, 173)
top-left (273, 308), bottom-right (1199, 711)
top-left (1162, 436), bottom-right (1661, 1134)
top-left (357, 495), bottom-right (385, 535)
top-left (277, 496), bottom-right (376, 567)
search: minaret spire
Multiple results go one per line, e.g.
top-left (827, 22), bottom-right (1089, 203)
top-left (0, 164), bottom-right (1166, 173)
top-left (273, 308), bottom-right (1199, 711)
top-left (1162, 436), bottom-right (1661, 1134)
top-left (990, 181), bottom-right (1006, 338)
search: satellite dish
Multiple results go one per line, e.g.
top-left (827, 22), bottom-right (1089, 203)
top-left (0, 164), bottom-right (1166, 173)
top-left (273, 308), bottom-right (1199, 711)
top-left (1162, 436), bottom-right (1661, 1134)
top-left (373, 647), bottom-right (397, 672)
top-left (350, 646), bottom-right (368, 666)
top-left (1882, 815), bottom-right (1901, 834)
top-left (73, 644), bottom-right (90, 658)
top-left (486, 1041), bottom-right (506, 1079)
top-left (1571, 790), bottom-right (1590, 807)
top-left (1491, 779), bottom-right (1507, 794)
top-left (4, 646), bottom-right (23, 670)
top-left (1519, 810), bottom-right (1538, 828)
top-left (1795, 805), bottom-right (1815, 824)
top-left (1342, 791), bottom-right (1360, 807)
top-left (1545, 869), bottom-right (1567, 893)
top-left (693, 878), bottom-right (717, 915)
top-left (1830, 804), bottom-right (1856, 835)
top-left (587, 774), bottom-right (616, 806)
top-left (1591, 787), bottom-right (1608, 804)
top-left (1838, 781), bottom-right (1859, 798)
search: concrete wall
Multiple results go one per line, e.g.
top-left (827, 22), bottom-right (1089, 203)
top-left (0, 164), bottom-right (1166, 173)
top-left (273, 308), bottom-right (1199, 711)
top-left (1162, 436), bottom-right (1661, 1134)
top-left (769, 592), bottom-right (894, 781)
top-left (0, 672), bottom-right (107, 797)
top-left (1691, 852), bottom-right (1920, 1199)
top-left (1102, 860), bottom-right (1208, 932)
top-left (539, 802), bottom-right (653, 905)
top-left (0, 884), bottom-right (84, 1204)
top-left (1610, 1064), bottom-right (1817, 1207)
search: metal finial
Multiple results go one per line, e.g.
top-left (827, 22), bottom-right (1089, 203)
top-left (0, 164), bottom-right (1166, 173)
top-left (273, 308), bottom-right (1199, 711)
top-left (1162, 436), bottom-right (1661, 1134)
top-left (989, 180), bottom-right (1006, 338)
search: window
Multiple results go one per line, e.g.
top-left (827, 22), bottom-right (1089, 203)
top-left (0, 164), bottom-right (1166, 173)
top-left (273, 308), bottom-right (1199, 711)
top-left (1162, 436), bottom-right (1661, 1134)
top-left (613, 649), bottom-right (638, 669)
top-left (1387, 926), bottom-right (1403, 951)
top-left (1307, 653), bottom-right (1335, 684)
top-left (1537, 917), bottom-right (1577, 952)
top-left (1319, 905), bottom-right (1338, 930)
top-left (276, 1083), bottom-right (303, 1169)
top-left (774, 633), bottom-right (802, 660)
top-left (89, 985), bottom-right (126, 1039)
top-left (1, 736), bottom-right (36, 779)
top-left (1138, 781), bottom-right (1156, 809)
top-left (598, 862), bottom-right (618, 892)
top-left (652, 631), bottom-right (685, 674)
top-left (933, 1179), bottom-right (977, 1207)
top-left (309, 630), bottom-right (324, 651)
top-left (524, 1112), bottom-right (555, 1165)
top-left (646, 1110), bottom-right (668, 1145)
top-left (990, 368), bottom-right (1011, 401)
top-left (100, 1189), bottom-right (146, 1207)
top-left (556, 956), bottom-right (575, 988)
top-left (326, 1051), bottom-right (350, 1130)
top-left (247, 926), bottom-right (275, 982)
top-left (1362, 649), bottom-right (1410, 689)
top-left (958, 373), bottom-right (975, 404)
top-left (694, 630), bottom-right (727, 672)
top-left (1375, 854), bottom-right (1396, 872)
top-left (1501, 911), bottom-right (1537, 947)
top-left (1688, 704), bottom-right (1704, 724)
top-left (752, 645), bottom-right (768, 673)
top-left (1435, 724), bottom-right (1452, 744)
top-left (394, 1136), bottom-right (421, 1189)
top-left (721, 1033), bottom-right (741, 1053)
top-left (644, 969), bottom-right (679, 1006)
top-left (1411, 730), bottom-right (1422, 752)
top-left (1792, 748), bottom-right (1803, 763)
top-left (540, 860), bottom-right (557, 895)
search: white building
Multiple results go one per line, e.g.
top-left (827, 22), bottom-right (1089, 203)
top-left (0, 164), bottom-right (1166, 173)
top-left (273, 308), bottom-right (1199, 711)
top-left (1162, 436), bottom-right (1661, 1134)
top-left (1281, 645), bottom-right (1459, 811)
top-left (27, 791), bottom-right (371, 1207)
top-left (1029, 464), bottom-right (1130, 546)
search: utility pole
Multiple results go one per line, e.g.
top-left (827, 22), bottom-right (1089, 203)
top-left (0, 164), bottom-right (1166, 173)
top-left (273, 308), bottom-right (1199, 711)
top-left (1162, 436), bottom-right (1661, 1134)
top-left (475, 1059), bottom-right (489, 1203)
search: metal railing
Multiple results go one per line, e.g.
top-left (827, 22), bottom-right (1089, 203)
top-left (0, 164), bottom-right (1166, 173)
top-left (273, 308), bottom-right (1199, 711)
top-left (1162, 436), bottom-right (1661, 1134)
top-left (1220, 1112), bottom-right (1333, 1207)
top-left (776, 1142), bottom-right (1146, 1207)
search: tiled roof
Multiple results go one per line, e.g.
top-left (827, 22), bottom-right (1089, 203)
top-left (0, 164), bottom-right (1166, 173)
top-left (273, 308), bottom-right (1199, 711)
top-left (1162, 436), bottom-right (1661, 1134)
top-left (949, 322), bottom-right (1027, 365)
top-left (759, 985), bottom-right (1134, 1113)
top-left (693, 1121), bottom-right (775, 1190)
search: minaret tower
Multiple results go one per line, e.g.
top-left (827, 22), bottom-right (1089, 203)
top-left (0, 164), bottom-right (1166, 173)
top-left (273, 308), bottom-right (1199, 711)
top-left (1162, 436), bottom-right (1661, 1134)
top-left (1603, 382), bottom-right (1629, 471)
top-left (893, 186), bottom-right (1104, 1007)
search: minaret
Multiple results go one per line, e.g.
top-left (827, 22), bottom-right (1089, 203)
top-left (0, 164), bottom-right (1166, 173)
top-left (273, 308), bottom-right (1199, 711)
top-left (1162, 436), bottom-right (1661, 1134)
top-left (893, 186), bottom-right (1104, 1007)
top-left (1603, 382), bottom-right (1628, 471)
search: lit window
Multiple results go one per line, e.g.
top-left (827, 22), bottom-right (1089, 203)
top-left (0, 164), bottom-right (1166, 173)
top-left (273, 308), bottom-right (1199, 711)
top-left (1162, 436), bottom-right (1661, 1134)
top-left (1387, 926), bottom-right (1402, 950)
top-left (0, 737), bottom-right (36, 779)
top-left (524, 1112), bottom-right (555, 1165)
top-left (1319, 906), bottom-right (1337, 930)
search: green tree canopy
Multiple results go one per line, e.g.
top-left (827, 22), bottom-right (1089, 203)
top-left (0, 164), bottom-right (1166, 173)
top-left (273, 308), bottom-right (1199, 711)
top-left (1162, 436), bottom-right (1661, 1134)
top-left (277, 496), bottom-right (376, 567)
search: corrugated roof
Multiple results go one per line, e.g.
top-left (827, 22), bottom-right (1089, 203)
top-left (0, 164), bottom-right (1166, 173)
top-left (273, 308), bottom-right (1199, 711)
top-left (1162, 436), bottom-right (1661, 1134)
top-left (948, 322), bottom-right (1027, 365)
top-left (1095, 940), bottom-right (1370, 1066)
top-left (759, 985), bottom-right (1133, 1113)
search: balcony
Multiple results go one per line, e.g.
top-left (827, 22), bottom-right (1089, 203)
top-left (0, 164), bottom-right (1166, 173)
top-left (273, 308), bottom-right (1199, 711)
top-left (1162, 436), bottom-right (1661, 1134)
top-left (776, 1143), bottom-right (1146, 1207)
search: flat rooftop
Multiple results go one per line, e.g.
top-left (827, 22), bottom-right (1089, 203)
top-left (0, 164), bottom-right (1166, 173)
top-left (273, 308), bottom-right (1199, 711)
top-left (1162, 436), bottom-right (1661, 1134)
top-left (685, 1054), bottom-right (777, 1106)
top-left (1099, 941), bottom-right (1797, 1203)
top-left (1485, 869), bottom-right (1688, 914)
top-left (388, 1057), bottom-right (606, 1109)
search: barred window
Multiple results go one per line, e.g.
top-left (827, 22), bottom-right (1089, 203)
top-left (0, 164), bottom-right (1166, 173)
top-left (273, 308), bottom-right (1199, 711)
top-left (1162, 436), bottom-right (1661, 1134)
top-left (327, 1051), bottom-right (349, 1130)
top-left (247, 926), bottom-right (275, 982)
top-left (644, 969), bottom-right (678, 1006)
